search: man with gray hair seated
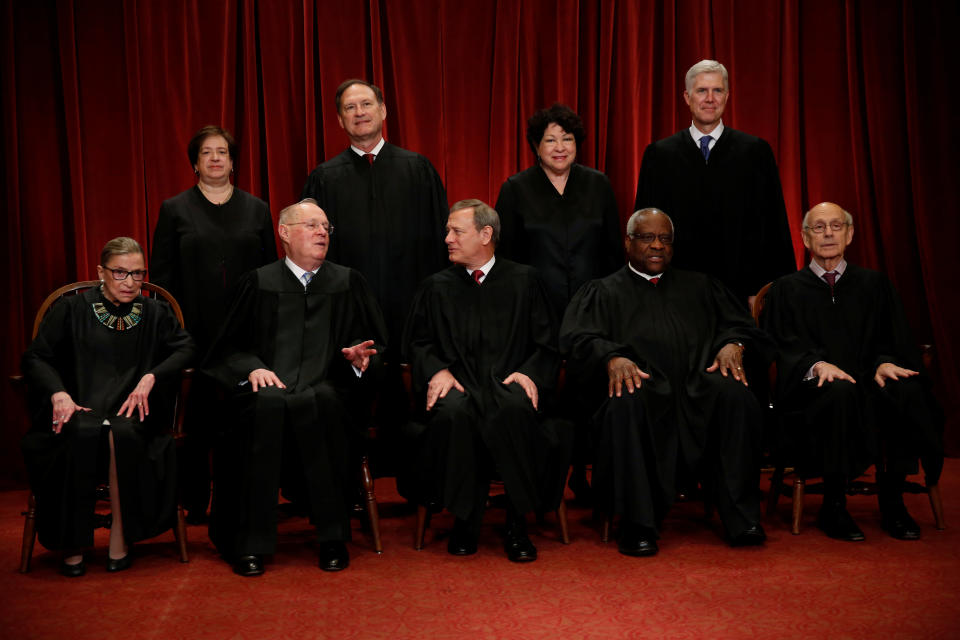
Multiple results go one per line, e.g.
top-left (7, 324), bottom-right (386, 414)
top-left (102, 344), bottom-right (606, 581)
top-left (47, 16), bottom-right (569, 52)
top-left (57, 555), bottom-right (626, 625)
top-left (403, 199), bottom-right (571, 563)
top-left (205, 198), bottom-right (386, 576)
top-left (761, 202), bottom-right (943, 542)
top-left (561, 208), bottom-right (774, 556)
top-left (634, 59), bottom-right (795, 308)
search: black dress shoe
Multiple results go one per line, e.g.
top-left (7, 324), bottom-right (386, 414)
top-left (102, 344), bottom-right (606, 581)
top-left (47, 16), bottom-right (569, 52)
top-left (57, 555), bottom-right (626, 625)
top-left (233, 555), bottom-right (265, 577)
top-left (504, 529), bottom-right (538, 563)
top-left (730, 523), bottom-right (767, 547)
top-left (618, 523), bottom-right (659, 557)
top-left (881, 507), bottom-right (921, 540)
top-left (817, 504), bottom-right (865, 542)
top-left (318, 542), bottom-right (350, 572)
top-left (447, 518), bottom-right (479, 556)
top-left (60, 559), bottom-right (86, 578)
top-left (106, 554), bottom-right (133, 572)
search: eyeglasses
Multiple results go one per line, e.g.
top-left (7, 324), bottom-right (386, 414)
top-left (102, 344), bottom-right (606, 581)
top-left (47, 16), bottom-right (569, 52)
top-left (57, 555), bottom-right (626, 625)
top-left (285, 221), bottom-right (334, 234)
top-left (628, 233), bottom-right (674, 245)
top-left (103, 266), bottom-right (147, 281)
top-left (804, 221), bottom-right (848, 234)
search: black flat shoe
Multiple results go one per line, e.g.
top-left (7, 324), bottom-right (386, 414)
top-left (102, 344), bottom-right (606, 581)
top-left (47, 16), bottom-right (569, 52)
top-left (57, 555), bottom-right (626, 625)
top-left (730, 523), bottom-right (767, 547)
top-left (881, 508), bottom-right (921, 540)
top-left (318, 542), bottom-right (350, 572)
top-left (60, 559), bottom-right (86, 578)
top-left (504, 531), bottom-right (538, 563)
top-left (106, 553), bottom-right (133, 572)
top-left (233, 555), bottom-right (264, 577)
top-left (618, 523), bottom-right (659, 557)
top-left (817, 505), bottom-right (865, 542)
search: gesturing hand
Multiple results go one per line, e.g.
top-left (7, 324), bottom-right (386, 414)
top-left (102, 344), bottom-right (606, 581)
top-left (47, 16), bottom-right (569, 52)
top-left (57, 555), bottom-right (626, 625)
top-left (341, 339), bottom-right (377, 372)
top-left (606, 356), bottom-right (650, 397)
top-left (503, 372), bottom-right (539, 410)
top-left (426, 368), bottom-right (464, 411)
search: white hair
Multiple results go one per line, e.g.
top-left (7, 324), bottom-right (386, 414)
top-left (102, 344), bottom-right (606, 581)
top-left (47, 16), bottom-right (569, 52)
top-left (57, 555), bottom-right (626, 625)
top-left (685, 59), bottom-right (729, 92)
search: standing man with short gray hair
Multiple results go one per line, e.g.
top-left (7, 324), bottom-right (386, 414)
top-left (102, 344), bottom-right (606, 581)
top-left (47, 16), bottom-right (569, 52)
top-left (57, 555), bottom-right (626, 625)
top-left (635, 59), bottom-right (794, 308)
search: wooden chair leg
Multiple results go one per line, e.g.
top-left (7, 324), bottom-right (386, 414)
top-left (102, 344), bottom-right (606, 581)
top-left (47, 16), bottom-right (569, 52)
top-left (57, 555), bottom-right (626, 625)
top-left (556, 498), bottom-right (570, 544)
top-left (791, 478), bottom-right (805, 535)
top-left (19, 493), bottom-right (37, 573)
top-left (767, 466), bottom-right (784, 517)
top-left (360, 456), bottom-right (382, 553)
top-left (927, 483), bottom-right (946, 531)
top-left (601, 513), bottom-right (612, 543)
top-left (414, 504), bottom-right (429, 550)
top-left (174, 504), bottom-right (189, 562)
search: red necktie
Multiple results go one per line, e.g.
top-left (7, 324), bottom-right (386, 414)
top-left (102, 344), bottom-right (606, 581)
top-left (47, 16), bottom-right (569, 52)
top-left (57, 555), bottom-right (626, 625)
top-left (364, 153), bottom-right (375, 165)
top-left (472, 269), bottom-right (483, 284)
top-left (650, 276), bottom-right (660, 285)
top-left (822, 271), bottom-right (837, 302)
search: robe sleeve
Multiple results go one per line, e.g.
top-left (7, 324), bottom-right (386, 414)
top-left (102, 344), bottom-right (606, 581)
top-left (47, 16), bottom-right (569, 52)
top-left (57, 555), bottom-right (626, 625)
top-left (21, 298), bottom-right (72, 400)
top-left (752, 140), bottom-right (796, 291)
top-left (203, 270), bottom-right (270, 387)
top-left (514, 273), bottom-right (560, 393)
top-left (634, 142), bottom-right (664, 212)
top-left (708, 276), bottom-right (776, 362)
top-left (419, 158), bottom-right (450, 276)
top-left (344, 268), bottom-right (389, 378)
top-left (257, 203), bottom-right (279, 265)
top-left (401, 280), bottom-right (454, 390)
top-left (599, 176), bottom-right (625, 275)
top-left (872, 275), bottom-right (923, 372)
top-left (760, 278), bottom-right (826, 398)
top-left (146, 300), bottom-right (196, 383)
top-left (300, 166), bottom-right (324, 202)
top-left (494, 178), bottom-right (524, 262)
top-left (559, 279), bottom-right (637, 380)
top-left (150, 201), bottom-right (181, 298)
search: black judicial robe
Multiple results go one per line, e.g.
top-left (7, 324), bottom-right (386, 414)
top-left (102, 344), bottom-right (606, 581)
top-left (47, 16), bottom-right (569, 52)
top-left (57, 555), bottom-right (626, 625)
top-left (495, 164), bottom-right (624, 316)
top-left (761, 265), bottom-right (943, 480)
top-left (204, 259), bottom-right (387, 555)
top-left (300, 143), bottom-right (448, 354)
top-left (560, 267), bottom-right (774, 531)
top-left (634, 128), bottom-right (795, 301)
top-left (151, 186), bottom-right (277, 353)
top-left (402, 258), bottom-right (569, 517)
top-left (21, 288), bottom-right (195, 550)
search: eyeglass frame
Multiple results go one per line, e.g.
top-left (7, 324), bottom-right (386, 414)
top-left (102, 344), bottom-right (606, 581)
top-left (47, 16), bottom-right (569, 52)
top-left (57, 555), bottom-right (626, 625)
top-left (102, 266), bottom-right (148, 281)
top-left (628, 233), bottom-right (675, 245)
top-left (803, 221), bottom-right (849, 234)
top-left (283, 221), bottom-right (335, 234)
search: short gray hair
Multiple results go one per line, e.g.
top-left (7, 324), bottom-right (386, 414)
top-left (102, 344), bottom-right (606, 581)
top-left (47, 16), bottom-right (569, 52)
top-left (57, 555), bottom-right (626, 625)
top-left (278, 198), bottom-right (319, 225)
top-left (450, 198), bottom-right (501, 246)
top-left (685, 59), bottom-right (729, 92)
top-left (802, 203), bottom-right (854, 230)
top-left (626, 208), bottom-right (675, 236)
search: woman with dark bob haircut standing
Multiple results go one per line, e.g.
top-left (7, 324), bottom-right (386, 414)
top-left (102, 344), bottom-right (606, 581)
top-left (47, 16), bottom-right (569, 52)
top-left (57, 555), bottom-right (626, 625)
top-left (21, 237), bottom-right (195, 575)
top-left (495, 104), bottom-right (623, 502)
top-left (151, 125), bottom-right (277, 522)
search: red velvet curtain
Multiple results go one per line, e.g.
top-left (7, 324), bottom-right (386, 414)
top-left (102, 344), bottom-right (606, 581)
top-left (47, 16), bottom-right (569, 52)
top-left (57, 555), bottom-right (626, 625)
top-left (2, 0), bottom-right (957, 484)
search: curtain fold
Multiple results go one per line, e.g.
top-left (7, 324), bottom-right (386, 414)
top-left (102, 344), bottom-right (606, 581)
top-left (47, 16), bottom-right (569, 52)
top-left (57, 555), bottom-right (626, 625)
top-left (1, 0), bottom-right (957, 485)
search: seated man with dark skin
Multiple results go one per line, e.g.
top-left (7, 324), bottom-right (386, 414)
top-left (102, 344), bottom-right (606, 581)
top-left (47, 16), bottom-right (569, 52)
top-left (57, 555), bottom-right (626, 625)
top-left (403, 199), bottom-right (569, 563)
top-left (205, 198), bottom-right (386, 576)
top-left (561, 208), bottom-right (774, 556)
top-left (761, 202), bottom-right (943, 542)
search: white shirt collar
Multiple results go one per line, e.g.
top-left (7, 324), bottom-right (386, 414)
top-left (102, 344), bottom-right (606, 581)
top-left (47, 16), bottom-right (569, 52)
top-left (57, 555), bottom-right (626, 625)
top-left (628, 262), bottom-right (661, 281)
top-left (351, 138), bottom-right (386, 158)
top-left (464, 255), bottom-right (496, 283)
top-left (285, 257), bottom-right (320, 287)
top-left (689, 121), bottom-right (724, 148)
top-left (809, 258), bottom-right (847, 280)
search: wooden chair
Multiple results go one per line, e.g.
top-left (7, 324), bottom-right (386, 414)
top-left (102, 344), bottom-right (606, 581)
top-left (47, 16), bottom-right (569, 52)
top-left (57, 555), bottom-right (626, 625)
top-left (13, 281), bottom-right (192, 572)
top-left (754, 281), bottom-right (946, 534)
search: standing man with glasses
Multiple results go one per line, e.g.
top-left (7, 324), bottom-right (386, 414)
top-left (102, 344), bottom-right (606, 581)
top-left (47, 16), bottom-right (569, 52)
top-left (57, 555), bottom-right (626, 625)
top-left (634, 60), bottom-right (795, 308)
top-left (560, 209), bottom-right (774, 557)
top-left (204, 198), bottom-right (387, 576)
top-left (761, 202), bottom-right (943, 542)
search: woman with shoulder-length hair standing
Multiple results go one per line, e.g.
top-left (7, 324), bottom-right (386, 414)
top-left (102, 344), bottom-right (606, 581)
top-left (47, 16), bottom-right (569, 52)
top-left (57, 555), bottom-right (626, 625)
top-left (151, 125), bottom-right (277, 522)
top-left (495, 103), bottom-right (624, 502)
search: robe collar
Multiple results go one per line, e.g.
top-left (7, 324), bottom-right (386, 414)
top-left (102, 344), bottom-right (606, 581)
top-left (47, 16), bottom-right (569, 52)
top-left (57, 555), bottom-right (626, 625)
top-left (808, 257), bottom-right (847, 283)
top-left (284, 256), bottom-right (321, 287)
top-left (350, 137), bottom-right (386, 159)
top-left (627, 262), bottom-right (664, 282)
top-left (463, 255), bottom-right (496, 283)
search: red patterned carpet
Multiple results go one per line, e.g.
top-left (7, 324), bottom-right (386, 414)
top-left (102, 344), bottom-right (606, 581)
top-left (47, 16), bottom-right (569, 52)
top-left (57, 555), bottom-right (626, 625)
top-left (2, 463), bottom-right (958, 639)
